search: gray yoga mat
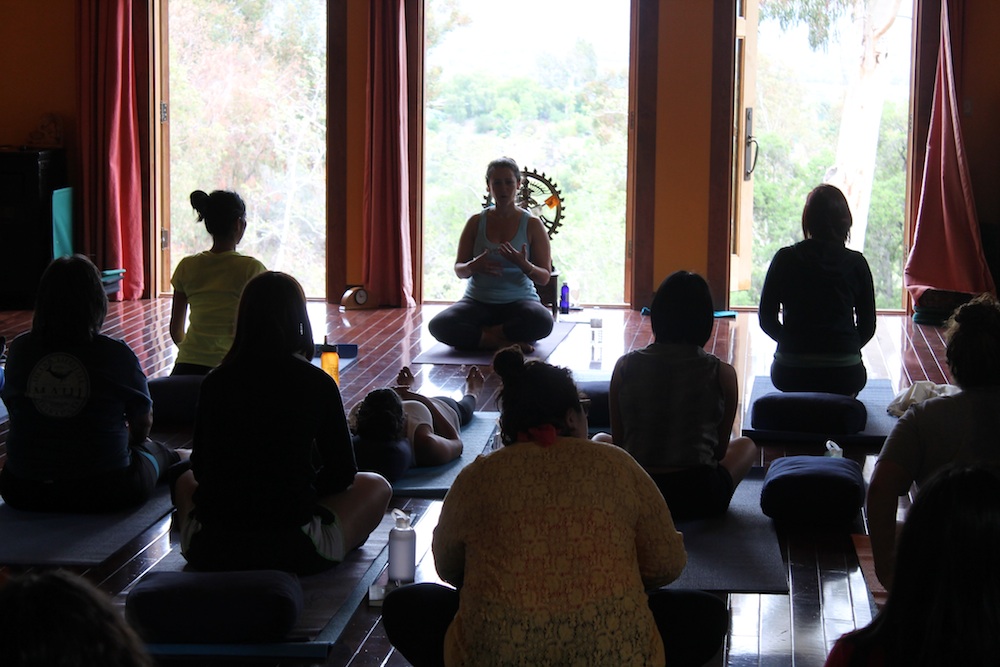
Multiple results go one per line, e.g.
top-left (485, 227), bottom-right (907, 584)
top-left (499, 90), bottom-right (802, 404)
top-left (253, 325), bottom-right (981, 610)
top-left (0, 484), bottom-right (174, 566)
top-left (669, 468), bottom-right (789, 593)
top-left (412, 321), bottom-right (576, 366)
top-left (742, 377), bottom-right (898, 446)
top-left (391, 411), bottom-right (499, 499)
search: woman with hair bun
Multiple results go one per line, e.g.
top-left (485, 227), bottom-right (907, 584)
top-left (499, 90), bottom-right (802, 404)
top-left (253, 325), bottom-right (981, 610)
top-left (169, 189), bottom-right (266, 375)
top-left (758, 184), bottom-right (876, 395)
top-left (381, 346), bottom-right (728, 667)
top-left (867, 293), bottom-right (1000, 589)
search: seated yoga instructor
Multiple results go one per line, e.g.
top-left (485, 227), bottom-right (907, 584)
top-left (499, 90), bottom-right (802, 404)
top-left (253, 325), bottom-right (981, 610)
top-left (381, 346), bottom-right (728, 667)
top-left (428, 157), bottom-right (554, 351)
top-left (349, 366), bottom-right (484, 482)
top-left (758, 184), bottom-right (876, 395)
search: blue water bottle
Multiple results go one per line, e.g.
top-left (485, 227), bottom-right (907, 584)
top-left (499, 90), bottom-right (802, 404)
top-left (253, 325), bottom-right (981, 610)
top-left (559, 283), bottom-right (570, 314)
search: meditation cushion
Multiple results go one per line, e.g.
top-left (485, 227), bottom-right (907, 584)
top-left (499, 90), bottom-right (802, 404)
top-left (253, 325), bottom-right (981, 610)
top-left (760, 456), bottom-right (865, 527)
top-left (576, 380), bottom-right (611, 431)
top-left (125, 570), bottom-right (303, 643)
top-left (751, 391), bottom-right (866, 434)
top-left (147, 375), bottom-right (204, 430)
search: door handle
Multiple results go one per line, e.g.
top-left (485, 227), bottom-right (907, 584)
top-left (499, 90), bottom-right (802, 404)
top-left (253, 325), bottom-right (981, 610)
top-left (744, 107), bottom-right (758, 180)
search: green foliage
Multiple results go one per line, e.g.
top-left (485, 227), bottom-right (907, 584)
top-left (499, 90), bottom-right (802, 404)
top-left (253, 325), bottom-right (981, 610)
top-left (759, 0), bottom-right (858, 50)
top-left (168, 0), bottom-right (327, 296)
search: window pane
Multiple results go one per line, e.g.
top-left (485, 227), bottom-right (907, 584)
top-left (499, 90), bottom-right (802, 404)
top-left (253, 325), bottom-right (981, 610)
top-left (167, 0), bottom-right (327, 297)
top-left (423, 0), bottom-right (630, 306)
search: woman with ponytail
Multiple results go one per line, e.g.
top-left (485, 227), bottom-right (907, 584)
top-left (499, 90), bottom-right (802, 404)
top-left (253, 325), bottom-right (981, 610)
top-left (169, 190), bottom-right (266, 375)
top-left (381, 347), bottom-right (728, 667)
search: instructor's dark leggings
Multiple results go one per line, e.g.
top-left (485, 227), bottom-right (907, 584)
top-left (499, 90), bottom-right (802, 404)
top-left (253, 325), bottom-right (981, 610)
top-left (428, 298), bottom-right (554, 350)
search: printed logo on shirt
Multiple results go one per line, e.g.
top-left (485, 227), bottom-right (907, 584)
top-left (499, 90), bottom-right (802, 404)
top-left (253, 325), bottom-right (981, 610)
top-left (27, 352), bottom-right (90, 418)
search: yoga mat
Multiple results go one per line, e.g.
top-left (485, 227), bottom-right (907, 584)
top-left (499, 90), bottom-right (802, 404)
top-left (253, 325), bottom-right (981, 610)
top-left (391, 412), bottom-right (500, 499)
top-left (669, 469), bottom-right (789, 593)
top-left (0, 484), bottom-right (174, 566)
top-left (0, 397), bottom-right (7, 423)
top-left (412, 321), bottom-right (576, 366)
top-left (134, 506), bottom-right (408, 661)
top-left (742, 377), bottom-right (898, 446)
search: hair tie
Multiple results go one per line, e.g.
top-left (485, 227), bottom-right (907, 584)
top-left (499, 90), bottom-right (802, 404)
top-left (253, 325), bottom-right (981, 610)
top-left (516, 424), bottom-right (557, 447)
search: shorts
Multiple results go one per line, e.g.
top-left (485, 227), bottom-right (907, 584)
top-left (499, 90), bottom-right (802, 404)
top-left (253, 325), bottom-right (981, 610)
top-left (181, 505), bottom-right (347, 574)
top-left (649, 464), bottom-right (735, 521)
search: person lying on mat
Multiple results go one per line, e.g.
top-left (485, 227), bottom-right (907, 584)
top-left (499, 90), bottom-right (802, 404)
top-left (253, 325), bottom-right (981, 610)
top-left (825, 464), bottom-right (1000, 667)
top-left (609, 271), bottom-right (757, 521)
top-left (867, 293), bottom-right (1000, 590)
top-left (349, 366), bottom-right (484, 482)
top-left (173, 272), bottom-right (392, 575)
top-left (380, 346), bottom-right (729, 667)
top-left (0, 256), bottom-right (183, 513)
top-left (758, 184), bottom-right (876, 396)
top-left (428, 157), bottom-right (554, 352)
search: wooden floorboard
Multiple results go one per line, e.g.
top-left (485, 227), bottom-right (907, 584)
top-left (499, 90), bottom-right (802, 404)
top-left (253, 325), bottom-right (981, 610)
top-left (0, 302), bottom-right (951, 666)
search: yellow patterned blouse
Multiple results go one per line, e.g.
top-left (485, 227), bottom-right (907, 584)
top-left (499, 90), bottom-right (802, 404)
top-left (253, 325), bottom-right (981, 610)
top-left (433, 436), bottom-right (686, 666)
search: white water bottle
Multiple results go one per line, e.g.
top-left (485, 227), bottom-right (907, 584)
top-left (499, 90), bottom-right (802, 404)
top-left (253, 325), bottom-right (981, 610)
top-left (388, 508), bottom-right (416, 583)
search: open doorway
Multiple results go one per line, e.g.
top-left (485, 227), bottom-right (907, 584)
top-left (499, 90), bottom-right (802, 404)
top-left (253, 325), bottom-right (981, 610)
top-left (159, 0), bottom-right (329, 298)
top-left (729, 0), bottom-right (913, 310)
top-left (421, 0), bottom-right (632, 307)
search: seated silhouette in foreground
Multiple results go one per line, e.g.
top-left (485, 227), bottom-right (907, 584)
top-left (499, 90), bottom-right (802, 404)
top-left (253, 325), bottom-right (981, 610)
top-left (381, 346), bottom-right (728, 667)
top-left (0, 569), bottom-right (154, 667)
top-left (350, 366), bottom-right (484, 481)
top-left (173, 271), bottom-right (391, 574)
top-left (825, 464), bottom-right (1000, 666)
top-left (867, 292), bottom-right (1000, 589)
top-left (0, 255), bottom-right (182, 512)
top-left (610, 271), bottom-right (758, 520)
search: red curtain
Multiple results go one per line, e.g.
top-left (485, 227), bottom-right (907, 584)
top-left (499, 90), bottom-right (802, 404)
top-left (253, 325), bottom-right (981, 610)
top-left (78, 0), bottom-right (146, 300)
top-left (904, 0), bottom-right (995, 306)
top-left (361, 0), bottom-right (416, 308)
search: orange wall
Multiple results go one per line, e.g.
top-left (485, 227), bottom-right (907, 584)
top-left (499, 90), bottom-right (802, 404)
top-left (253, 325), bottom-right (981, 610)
top-left (0, 0), bottom-right (77, 147)
top-left (653, 0), bottom-right (716, 281)
top-left (961, 0), bottom-right (1000, 226)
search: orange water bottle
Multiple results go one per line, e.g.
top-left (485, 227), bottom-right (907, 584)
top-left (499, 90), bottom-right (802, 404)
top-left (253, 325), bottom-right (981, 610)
top-left (320, 337), bottom-right (340, 385)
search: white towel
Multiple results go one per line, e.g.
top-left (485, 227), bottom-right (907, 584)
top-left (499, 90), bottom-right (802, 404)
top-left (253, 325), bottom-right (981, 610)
top-left (886, 380), bottom-right (961, 417)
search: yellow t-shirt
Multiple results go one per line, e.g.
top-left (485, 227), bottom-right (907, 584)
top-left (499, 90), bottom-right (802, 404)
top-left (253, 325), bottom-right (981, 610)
top-left (433, 437), bottom-right (687, 666)
top-left (171, 251), bottom-right (267, 368)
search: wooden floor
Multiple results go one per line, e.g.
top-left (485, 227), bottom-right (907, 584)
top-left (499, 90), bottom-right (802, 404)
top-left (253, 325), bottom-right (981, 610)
top-left (0, 301), bottom-right (950, 666)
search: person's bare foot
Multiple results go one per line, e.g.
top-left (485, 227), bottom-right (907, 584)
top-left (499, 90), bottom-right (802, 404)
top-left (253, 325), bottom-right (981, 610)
top-left (464, 366), bottom-right (485, 398)
top-left (395, 366), bottom-right (415, 388)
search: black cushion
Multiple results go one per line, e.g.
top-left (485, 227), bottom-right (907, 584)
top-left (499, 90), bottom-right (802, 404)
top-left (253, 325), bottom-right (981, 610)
top-left (148, 375), bottom-right (204, 430)
top-left (760, 456), bottom-right (865, 527)
top-left (125, 570), bottom-right (303, 643)
top-left (751, 391), bottom-right (866, 434)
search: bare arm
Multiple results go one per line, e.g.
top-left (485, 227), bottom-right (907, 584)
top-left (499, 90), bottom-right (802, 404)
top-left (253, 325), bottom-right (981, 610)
top-left (169, 292), bottom-right (189, 346)
top-left (867, 458), bottom-right (913, 590)
top-left (716, 362), bottom-right (740, 460)
top-left (128, 410), bottom-right (153, 446)
top-left (453, 215), bottom-right (498, 280)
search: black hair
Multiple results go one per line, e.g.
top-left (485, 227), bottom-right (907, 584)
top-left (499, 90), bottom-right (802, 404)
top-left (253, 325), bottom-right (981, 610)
top-left (650, 271), bottom-right (714, 346)
top-left (944, 293), bottom-right (1000, 389)
top-left (801, 184), bottom-right (852, 243)
top-left (0, 569), bottom-right (154, 667)
top-left (32, 255), bottom-right (108, 346)
top-left (356, 388), bottom-right (406, 441)
top-left (842, 464), bottom-right (1000, 666)
top-left (485, 157), bottom-right (522, 185)
top-left (223, 272), bottom-right (314, 364)
top-left (190, 189), bottom-right (246, 239)
top-left (492, 346), bottom-right (583, 445)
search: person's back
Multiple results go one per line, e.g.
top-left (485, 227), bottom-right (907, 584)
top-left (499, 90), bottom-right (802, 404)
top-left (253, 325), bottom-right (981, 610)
top-left (434, 436), bottom-right (684, 665)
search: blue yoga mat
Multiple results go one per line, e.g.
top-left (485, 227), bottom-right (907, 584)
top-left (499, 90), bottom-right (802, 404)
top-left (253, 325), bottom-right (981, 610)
top-left (742, 377), bottom-right (898, 446)
top-left (0, 484), bottom-right (174, 566)
top-left (391, 411), bottom-right (499, 498)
